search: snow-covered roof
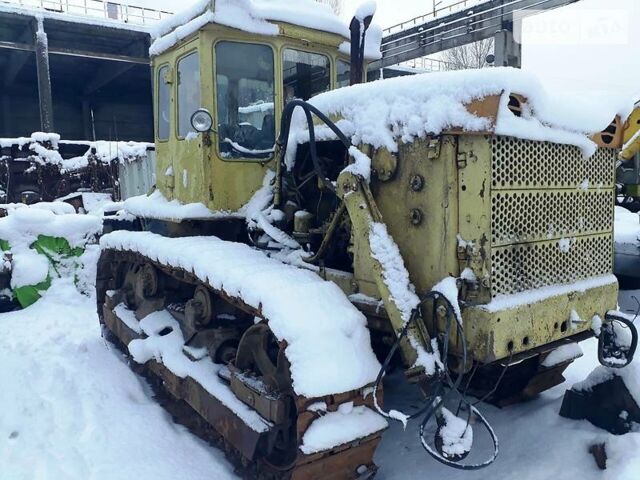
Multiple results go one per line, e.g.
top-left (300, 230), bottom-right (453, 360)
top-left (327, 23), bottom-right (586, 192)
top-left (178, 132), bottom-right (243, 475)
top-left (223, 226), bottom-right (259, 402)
top-left (0, 2), bottom-right (150, 33)
top-left (149, 0), bottom-right (382, 59)
top-left (288, 67), bottom-right (633, 159)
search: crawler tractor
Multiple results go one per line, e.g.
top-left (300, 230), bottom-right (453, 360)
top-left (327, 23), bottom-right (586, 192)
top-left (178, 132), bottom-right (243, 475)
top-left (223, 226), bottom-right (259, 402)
top-left (96, 1), bottom-right (634, 478)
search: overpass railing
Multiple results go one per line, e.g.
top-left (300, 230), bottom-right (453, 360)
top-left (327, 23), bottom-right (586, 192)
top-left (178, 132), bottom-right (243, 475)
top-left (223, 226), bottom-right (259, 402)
top-left (0, 0), bottom-right (171, 25)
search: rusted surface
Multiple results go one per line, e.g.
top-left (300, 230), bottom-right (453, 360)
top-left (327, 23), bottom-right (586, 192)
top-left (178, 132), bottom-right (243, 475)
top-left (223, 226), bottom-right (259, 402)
top-left (589, 443), bottom-right (607, 470)
top-left (292, 436), bottom-right (381, 480)
top-left (103, 305), bottom-right (268, 460)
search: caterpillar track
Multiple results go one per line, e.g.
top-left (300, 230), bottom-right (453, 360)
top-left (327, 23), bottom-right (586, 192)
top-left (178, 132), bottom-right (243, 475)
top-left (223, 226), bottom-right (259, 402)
top-left (96, 245), bottom-right (385, 480)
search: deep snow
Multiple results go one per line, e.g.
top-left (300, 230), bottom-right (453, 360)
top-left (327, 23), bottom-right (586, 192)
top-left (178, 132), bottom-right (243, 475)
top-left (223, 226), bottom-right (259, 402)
top-left (0, 279), bottom-right (236, 480)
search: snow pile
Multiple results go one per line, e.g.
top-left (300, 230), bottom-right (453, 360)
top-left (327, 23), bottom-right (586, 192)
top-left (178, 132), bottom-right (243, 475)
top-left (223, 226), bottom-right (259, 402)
top-left (573, 359), bottom-right (640, 406)
top-left (300, 402), bottom-right (387, 454)
top-left (120, 306), bottom-right (271, 432)
top-left (0, 280), bottom-right (237, 480)
top-left (61, 140), bottom-right (153, 166)
top-left (288, 68), bottom-right (632, 161)
top-left (614, 206), bottom-right (640, 245)
top-left (0, 206), bottom-right (101, 250)
top-left (0, 201), bottom-right (75, 215)
top-left (0, 131), bottom-right (60, 149)
top-left (436, 407), bottom-right (473, 459)
top-left (100, 230), bottom-right (381, 398)
top-left (0, 206), bottom-right (101, 293)
top-left (1, 134), bottom-right (153, 172)
top-left (149, 0), bottom-right (382, 58)
top-left (123, 189), bottom-right (239, 222)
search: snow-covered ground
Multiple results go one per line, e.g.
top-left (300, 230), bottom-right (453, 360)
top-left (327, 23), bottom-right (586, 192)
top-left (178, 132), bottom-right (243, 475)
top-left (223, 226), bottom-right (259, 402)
top-left (2, 267), bottom-right (640, 478)
top-left (0, 278), bottom-right (236, 480)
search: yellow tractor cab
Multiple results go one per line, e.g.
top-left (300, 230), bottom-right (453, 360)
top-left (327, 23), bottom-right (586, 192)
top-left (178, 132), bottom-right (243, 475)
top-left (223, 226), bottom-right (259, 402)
top-left (146, 0), bottom-right (381, 213)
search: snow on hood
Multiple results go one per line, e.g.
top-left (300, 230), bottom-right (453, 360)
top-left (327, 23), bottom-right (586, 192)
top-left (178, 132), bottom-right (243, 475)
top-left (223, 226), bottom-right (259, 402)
top-left (288, 67), bottom-right (633, 163)
top-left (149, 0), bottom-right (382, 58)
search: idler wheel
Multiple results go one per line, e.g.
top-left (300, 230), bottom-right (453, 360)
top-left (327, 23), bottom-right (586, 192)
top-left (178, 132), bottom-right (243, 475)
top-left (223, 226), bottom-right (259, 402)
top-left (185, 285), bottom-right (215, 328)
top-left (235, 323), bottom-right (297, 470)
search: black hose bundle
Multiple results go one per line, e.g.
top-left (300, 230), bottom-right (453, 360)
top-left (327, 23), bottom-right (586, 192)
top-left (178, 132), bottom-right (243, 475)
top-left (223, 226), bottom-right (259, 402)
top-left (372, 290), bottom-right (500, 470)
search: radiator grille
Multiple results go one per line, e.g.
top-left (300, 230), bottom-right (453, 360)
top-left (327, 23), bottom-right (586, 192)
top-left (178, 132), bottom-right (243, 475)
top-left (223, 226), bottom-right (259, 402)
top-left (491, 137), bottom-right (616, 189)
top-left (489, 137), bottom-right (615, 298)
top-left (491, 190), bottom-right (614, 246)
top-left (491, 235), bottom-right (613, 297)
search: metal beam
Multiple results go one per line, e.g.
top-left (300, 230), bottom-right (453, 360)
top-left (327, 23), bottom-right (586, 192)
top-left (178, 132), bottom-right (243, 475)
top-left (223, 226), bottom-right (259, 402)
top-left (0, 39), bottom-right (149, 64)
top-left (373, 0), bottom-right (580, 68)
top-left (83, 40), bottom-right (147, 95)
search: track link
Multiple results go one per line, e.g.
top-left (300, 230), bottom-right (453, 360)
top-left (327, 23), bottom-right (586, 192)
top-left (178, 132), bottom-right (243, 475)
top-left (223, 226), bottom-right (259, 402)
top-left (97, 248), bottom-right (384, 480)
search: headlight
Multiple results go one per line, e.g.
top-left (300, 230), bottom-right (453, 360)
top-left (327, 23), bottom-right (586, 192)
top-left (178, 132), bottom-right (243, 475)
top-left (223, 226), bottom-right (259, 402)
top-left (190, 108), bottom-right (213, 133)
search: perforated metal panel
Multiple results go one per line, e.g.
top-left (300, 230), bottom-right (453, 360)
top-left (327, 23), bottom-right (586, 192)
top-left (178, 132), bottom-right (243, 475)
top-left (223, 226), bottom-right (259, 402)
top-left (491, 235), bottom-right (613, 296)
top-left (488, 137), bottom-right (616, 298)
top-left (491, 137), bottom-right (616, 189)
top-left (491, 190), bottom-right (614, 246)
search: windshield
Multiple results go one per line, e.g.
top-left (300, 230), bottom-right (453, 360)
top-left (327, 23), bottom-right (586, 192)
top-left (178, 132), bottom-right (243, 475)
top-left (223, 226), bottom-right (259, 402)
top-left (215, 41), bottom-right (275, 159)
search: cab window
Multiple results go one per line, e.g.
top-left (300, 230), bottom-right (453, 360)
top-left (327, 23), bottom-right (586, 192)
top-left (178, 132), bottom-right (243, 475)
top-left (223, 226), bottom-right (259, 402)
top-left (283, 49), bottom-right (330, 102)
top-left (157, 65), bottom-right (170, 140)
top-left (337, 59), bottom-right (351, 89)
top-left (215, 41), bottom-right (275, 159)
top-left (177, 52), bottom-right (200, 138)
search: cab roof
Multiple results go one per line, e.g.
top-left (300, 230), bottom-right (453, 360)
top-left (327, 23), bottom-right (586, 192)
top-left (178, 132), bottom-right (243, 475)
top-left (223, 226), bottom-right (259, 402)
top-left (149, 0), bottom-right (381, 57)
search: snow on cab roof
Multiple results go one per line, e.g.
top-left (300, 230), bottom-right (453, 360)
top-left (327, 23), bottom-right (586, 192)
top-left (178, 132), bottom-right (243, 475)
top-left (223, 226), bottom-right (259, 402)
top-left (149, 0), bottom-right (382, 59)
top-left (289, 67), bottom-right (634, 160)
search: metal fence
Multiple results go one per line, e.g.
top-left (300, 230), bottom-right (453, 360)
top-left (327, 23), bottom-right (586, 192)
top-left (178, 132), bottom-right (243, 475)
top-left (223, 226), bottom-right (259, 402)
top-left (0, 0), bottom-right (171, 25)
top-left (383, 0), bottom-right (488, 35)
top-left (396, 57), bottom-right (455, 72)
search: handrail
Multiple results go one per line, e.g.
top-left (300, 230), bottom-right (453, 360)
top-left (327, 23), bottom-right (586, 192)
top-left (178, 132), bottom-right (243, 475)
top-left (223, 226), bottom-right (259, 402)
top-left (0, 0), bottom-right (172, 25)
top-left (384, 0), bottom-right (486, 36)
top-left (394, 57), bottom-right (455, 72)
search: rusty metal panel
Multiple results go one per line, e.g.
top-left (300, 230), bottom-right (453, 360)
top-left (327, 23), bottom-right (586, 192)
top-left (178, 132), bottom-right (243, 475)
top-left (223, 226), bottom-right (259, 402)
top-left (118, 149), bottom-right (156, 199)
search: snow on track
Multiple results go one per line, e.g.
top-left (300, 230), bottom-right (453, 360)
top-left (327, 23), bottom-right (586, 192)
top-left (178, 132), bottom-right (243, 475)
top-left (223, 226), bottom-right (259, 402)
top-left (0, 279), bottom-right (235, 480)
top-left (100, 230), bottom-right (382, 399)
